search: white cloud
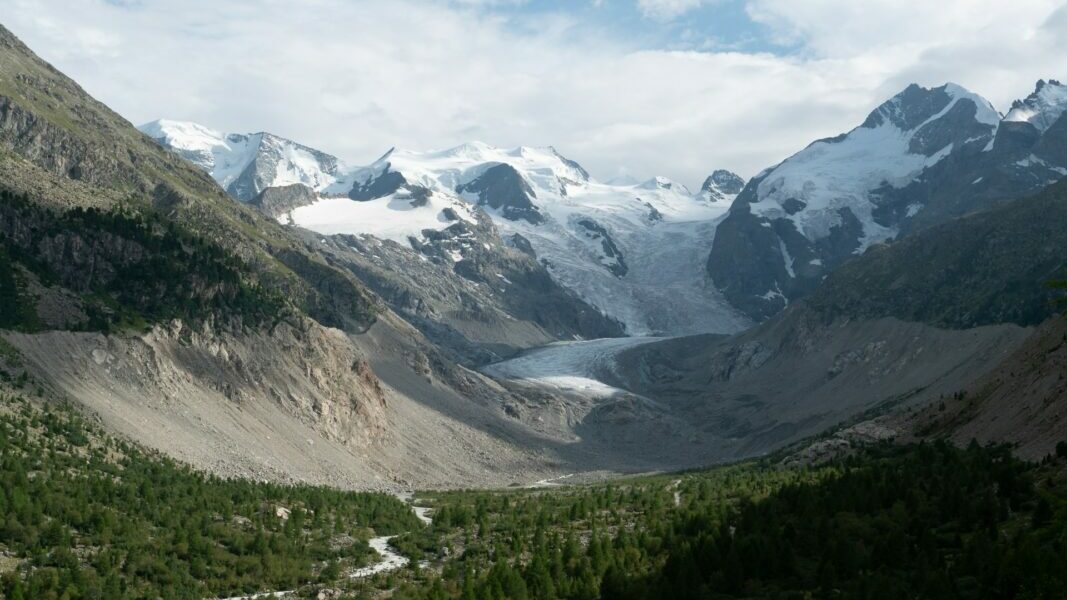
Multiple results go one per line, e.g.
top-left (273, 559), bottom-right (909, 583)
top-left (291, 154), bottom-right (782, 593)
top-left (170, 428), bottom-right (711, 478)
top-left (0, 0), bottom-right (1065, 188)
top-left (747, 0), bottom-right (1067, 108)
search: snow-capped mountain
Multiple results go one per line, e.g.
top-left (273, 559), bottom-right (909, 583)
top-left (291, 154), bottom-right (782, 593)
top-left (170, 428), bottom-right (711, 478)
top-left (139, 119), bottom-right (342, 201)
top-left (1004, 79), bottom-right (1067, 133)
top-left (700, 169), bottom-right (745, 203)
top-left (144, 125), bottom-right (749, 336)
top-left (314, 144), bottom-right (750, 335)
top-left (708, 81), bottom-right (1067, 321)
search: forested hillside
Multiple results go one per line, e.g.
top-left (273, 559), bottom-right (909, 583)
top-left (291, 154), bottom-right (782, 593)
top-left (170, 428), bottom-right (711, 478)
top-left (386, 444), bottom-right (1067, 600)
top-left (0, 391), bottom-right (420, 599)
top-left (0, 189), bottom-right (285, 332)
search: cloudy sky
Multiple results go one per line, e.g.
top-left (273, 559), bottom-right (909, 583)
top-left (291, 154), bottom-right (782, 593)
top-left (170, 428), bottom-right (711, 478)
top-left (3, 0), bottom-right (1066, 187)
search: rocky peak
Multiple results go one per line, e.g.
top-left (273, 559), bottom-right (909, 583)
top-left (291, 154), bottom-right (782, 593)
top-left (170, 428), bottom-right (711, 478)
top-left (707, 82), bottom-right (1004, 323)
top-left (1005, 79), bottom-right (1067, 133)
top-left (548, 147), bottom-right (591, 181)
top-left (140, 120), bottom-right (343, 202)
top-left (456, 163), bottom-right (543, 224)
top-left (700, 170), bottom-right (745, 201)
top-left (861, 83), bottom-right (999, 134)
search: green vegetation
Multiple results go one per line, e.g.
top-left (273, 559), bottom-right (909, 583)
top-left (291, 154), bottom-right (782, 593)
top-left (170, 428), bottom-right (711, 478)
top-left (0, 188), bottom-right (286, 332)
top-left (0, 393), bottom-right (421, 599)
top-left (381, 445), bottom-right (1067, 600)
top-left (0, 247), bottom-right (37, 330)
top-left (806, 179), bottom-right (1067, 328)
top-left (2, 393), bottom-right (1066, 599)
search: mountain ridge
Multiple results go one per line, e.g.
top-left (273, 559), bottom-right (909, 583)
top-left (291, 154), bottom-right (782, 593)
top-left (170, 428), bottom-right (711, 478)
top-left (143, 119), bottom-right (751, 336)
top-left (708, 80), bottom-right (1067, 321)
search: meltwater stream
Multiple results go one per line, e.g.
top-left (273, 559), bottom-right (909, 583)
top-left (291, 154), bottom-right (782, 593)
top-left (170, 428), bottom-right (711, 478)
top-left (216, 501), bottom-right (433, 600)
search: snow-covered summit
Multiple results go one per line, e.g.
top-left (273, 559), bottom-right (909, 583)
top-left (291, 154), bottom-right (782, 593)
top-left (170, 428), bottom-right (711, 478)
top-left (139, 119), bottom-right (228, 171)
top-left (144, 123), bottom-right (749, 335)
top-left (638, 176), bottom-right (691, 193)
top-left (326, 140), bottom-right (750, 334)
top-left (863, 82), bottom-right (1000, 130)
top-left (1004, 79), bottom-right (1067, 133)
top-left (353, 142), bottom-right (591, 197)
top-left (747, 82), bottom-right (999, 250)
top-left (700, 170), bottom-right (745, 202)
top-left (707, 82), bottom-right (1016, 322)
top-left (139, 119), bottom-right (342, 201)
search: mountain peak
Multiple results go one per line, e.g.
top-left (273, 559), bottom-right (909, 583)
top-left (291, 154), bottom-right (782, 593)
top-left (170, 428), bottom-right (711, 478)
top-left (639, 176), bottom-right (690, 193)
top-left (142, 118), bottom-right (341, 200)
top-left (862, 82), bottom-right (999, 131)
top-left (701, 170), bottom-right (744, 195)
top-left (139, 119), bottom-right (226, 152)
top-left (1004, 79), bottom-right (1067, 133)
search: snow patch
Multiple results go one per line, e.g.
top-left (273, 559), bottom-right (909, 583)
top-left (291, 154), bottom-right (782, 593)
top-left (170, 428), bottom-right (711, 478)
top-left (777, 238), bottom-right (795, 278)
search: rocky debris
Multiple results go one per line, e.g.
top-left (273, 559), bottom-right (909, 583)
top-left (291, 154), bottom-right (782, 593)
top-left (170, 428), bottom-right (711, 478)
top-left (608, 308), bottom-right (1028, 463)
top-left (898, 315), bottom-right (1067, 460)
top-left (706, 341), bottom-right (773, 381)
top-left (7, 314), bottom-right (388, 451)
top-left (781, 418), bottom-right (900, 467)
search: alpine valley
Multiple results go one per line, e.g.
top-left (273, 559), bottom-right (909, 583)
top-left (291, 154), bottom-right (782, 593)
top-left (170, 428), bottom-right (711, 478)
top-left (2, 16), bottom-right (1067, 600)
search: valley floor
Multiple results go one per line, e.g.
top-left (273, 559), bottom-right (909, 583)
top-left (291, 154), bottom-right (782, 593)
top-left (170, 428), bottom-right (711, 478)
top-left (6, 386), bottom-right (1066, 599)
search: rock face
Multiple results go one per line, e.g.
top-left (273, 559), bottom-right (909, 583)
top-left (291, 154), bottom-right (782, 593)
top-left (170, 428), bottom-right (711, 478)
top-left (574, 218), bottom-right (627, 277)
top-left (0, 26), bottom-right (381, 332)
top-left (708, 81), bottom-right (1067, 321)
top-left (348, 168), bottom-right (412, 202)
top-left (700, 170), bottom-right (745, 202)
top-left (250, 183), bottom-right (319, 218)
top-left (456, 163), bottom-right (544, 224)
top-left (304, 209), bottom-right (626, 365)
